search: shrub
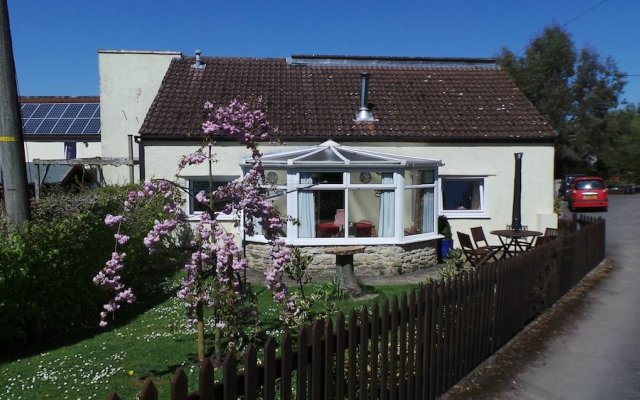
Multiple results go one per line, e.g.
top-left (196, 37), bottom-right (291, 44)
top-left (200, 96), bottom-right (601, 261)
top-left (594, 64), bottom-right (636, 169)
top-left (0, 186), bottom-right (182, 355)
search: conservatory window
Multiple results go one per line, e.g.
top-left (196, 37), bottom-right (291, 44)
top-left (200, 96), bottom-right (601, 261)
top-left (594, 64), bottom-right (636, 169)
top-left (403, 170), bottom-right (436, 236)
top-left (296, 171), bottom-right (395, 239)
top-left (441, 177), bottom-right (487, 218)
top-left (241, 140), bottom-right (443, 244)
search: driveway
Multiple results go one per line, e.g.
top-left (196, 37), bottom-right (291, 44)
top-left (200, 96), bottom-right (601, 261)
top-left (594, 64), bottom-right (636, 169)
top-left (443, 194), bottom-right (640, 399)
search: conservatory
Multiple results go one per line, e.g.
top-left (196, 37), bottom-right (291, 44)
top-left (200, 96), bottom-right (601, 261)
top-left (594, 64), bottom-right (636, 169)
top-left (242, 141), bottom-right (444, 246)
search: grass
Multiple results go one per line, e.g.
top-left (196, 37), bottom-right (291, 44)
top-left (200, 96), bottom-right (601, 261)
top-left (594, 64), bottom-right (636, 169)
top-left (0, 272), bottom-right (418, 400)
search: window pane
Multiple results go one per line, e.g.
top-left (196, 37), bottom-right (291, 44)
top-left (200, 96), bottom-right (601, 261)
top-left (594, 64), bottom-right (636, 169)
top-left (264, 169), bottom-right (286, 186)
top-left (404, 188), bottom-right (435, 235)
top-left (270, 190), bottom-right (287, 236)
top-left (301, 172), bottom-right (342, 185)
top-left (64, 142), bottom-right (77, 160)
top-left (442, 179), bottom-right (482, 210)
top-left (348, 189), bottom-right (380, 237)
top-left (349, 171), bottom-right (386, 185)
top-left (254, 189), bottom-right (288, 236)
top-left (298, 189), bottom-right (345, 238)
top-left (405, 169), bottom-right (435, 185)
top-left (190, 179), bottom-right (231, 213)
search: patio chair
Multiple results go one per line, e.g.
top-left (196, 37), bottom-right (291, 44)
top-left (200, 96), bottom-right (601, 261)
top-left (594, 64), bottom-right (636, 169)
top-left (534, 227), bottom-right (559, 247)
top-left (457, 231), bottom-right (499, 268)
top-left (470, 226), bottom-right (502, 257)
top-left (506, 224), bottom-right (529, 231)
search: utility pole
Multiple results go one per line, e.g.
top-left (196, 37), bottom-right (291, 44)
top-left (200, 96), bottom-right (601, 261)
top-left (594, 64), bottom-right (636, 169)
top-left (0, 0), bottom-right (30, 229)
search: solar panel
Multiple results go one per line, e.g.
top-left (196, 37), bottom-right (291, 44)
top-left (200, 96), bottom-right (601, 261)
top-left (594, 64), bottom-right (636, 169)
top-left (84, 118), bottom-right (100, 133)
top-left (69, 118), bottom-right (89, 132)
top-left (78, 103), bottom-right (98, 118)
top-left (21, 101), bottom-right (100, 135)
top-left (52, 118), bottom-right (74, 134)
top-left (21, 104), bottom-right (38, 118)
top-left (32, 104), bottom-right (53, 118)
top-left (36, 119), bottom-right (57, 134)
top-left (24, 119), bottom-right (43, 133)
top-left (46, 103), bottom-right (69, 118)
top-left (62, 103), bottom-right (83, 118)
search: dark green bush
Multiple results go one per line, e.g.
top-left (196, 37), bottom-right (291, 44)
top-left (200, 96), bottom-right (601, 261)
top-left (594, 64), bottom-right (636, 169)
top-left (0, 186), bottom-right (182, 355)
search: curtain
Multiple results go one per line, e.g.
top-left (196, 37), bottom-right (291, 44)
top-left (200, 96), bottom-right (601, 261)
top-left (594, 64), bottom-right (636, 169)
top-left (377, 173), bottom-right (395, 237)
top-left (422, 188), bottom-right (434, 233)
top-left (299, 173), bottom-right (316, 238)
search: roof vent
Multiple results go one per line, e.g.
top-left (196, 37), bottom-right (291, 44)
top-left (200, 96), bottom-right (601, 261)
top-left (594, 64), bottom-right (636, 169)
top-left (192, 49), bottom-right (205, 69)
top-left (355, 72), bottom-right (376, 122)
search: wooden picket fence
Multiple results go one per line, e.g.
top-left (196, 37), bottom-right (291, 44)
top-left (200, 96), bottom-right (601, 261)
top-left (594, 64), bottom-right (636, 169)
top-left (108, 215), bottom-right (605, 400)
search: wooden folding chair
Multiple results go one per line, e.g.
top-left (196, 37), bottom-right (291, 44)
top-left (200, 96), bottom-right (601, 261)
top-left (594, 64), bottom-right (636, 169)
top-left (457, 231), bottom-right (499, 268)
top-left (534, 227), bottom-right (559, 246)
top-left (470, 226), bottom-right (502, 258)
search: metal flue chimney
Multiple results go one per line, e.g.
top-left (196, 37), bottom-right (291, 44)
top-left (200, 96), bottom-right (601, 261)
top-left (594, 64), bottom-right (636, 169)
top-left (192, 49), bottom-right (205, 69)
top-left (511, 152), bottom-right (523, 231)
top-left (355, 72), bottom-right (375, 121)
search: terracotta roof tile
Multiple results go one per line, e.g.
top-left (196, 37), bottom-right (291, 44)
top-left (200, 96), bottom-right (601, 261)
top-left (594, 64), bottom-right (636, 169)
top-left (140, 56), bottom-right (556, 141)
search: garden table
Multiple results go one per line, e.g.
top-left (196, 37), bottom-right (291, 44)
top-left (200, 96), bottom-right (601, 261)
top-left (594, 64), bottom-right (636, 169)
top-left (490, 229), bottom-right (542, 258)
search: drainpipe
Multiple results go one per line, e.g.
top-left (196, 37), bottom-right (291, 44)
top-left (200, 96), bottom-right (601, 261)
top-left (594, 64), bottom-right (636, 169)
top-left (134, 136), bottom-right (145, 182)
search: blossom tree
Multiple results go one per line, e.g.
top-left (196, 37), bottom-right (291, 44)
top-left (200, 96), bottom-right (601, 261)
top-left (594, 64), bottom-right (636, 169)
top-left (94, 100), bottom-right (296, 361)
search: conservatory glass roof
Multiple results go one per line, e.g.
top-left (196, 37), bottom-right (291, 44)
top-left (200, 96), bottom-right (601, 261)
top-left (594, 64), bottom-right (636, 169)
top-left (242, 140), bottom-right (443, 168)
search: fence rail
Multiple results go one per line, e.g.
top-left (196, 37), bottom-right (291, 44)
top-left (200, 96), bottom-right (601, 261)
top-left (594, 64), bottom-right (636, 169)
top-left (109, 215), bottom-right (605, 400)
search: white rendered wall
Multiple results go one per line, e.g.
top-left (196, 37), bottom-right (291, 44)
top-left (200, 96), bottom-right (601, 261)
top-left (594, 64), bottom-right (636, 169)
top-left (24, 141), bottom-right (101, 162)
top-left (143, 140), bottom-right (556, 245)
top-left (98, 50), bottom-right (181, 184)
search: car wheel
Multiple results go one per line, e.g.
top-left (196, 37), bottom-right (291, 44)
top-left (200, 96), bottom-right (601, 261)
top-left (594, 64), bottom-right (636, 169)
top-left (602, 207), bottom-right (608, 212)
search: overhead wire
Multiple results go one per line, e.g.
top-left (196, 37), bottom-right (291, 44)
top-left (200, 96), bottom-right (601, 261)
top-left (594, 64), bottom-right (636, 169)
top-left (515, 0), bottom-right (612, 55)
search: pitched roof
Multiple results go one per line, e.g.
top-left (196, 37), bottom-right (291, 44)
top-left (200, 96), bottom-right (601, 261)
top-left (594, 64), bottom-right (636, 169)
top-left (139, 55), bottom-right (556, 142)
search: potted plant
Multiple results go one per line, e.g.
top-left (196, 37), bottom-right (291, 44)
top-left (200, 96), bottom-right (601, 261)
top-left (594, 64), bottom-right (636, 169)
top-left (438, 215), bottom-right (454, 262)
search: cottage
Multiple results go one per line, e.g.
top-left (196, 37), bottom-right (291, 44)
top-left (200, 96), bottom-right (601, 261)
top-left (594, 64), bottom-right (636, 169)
top-left (98, 51), bottom-right (558, 275)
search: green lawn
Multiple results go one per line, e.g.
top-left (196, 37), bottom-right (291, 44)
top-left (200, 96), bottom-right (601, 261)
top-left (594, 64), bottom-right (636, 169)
top-left (0, 273), bottom-right (417, 400)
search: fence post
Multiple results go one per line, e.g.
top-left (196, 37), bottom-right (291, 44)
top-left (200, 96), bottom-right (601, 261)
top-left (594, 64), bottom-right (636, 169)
top-left (263, 339), bottom-right (276, 400)
top-left (244, 344), bottom-right (258, 400)
top-left (325, 317), bottom-right (334, 400)
top-left (139, 378), bottom-right (158, 400)
top-left (281, 332), bottom-right (293, 400)
top-left (171, 368), bottom-right (188, 400)
top-left (222, 353), bottom-right (237, 400)
top-left (199, 358), bottom-right (215, 400)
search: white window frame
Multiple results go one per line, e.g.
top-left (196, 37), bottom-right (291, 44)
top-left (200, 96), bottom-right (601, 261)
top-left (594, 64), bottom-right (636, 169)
top-left (248, 168), bottom-right (440, 246)
top-left (439, 176), bottom-right (489, 219)
top-left (184, 175), bottom-right (239, 221)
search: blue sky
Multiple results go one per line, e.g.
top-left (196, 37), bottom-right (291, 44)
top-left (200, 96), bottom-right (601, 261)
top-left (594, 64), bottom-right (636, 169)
top-left (7, 0), bottom-right (640, 105)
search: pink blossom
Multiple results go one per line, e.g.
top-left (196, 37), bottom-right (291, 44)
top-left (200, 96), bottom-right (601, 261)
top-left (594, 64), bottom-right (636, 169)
top-left (104, 214), bottom-right (123, 227)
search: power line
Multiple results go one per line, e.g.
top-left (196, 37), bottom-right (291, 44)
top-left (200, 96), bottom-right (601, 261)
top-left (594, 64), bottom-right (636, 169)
top-left (515, 0), bottom-right (612, 55)
top-left (562, 0), bottom-right (611, 27)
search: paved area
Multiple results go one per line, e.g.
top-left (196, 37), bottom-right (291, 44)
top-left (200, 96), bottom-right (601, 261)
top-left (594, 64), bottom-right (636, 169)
top-left (443, 194), bottom-right (640, 399)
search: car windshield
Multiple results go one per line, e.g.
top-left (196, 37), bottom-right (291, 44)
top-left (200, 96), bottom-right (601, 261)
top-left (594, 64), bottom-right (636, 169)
top-left (575, 180), bottom-right (604, 190)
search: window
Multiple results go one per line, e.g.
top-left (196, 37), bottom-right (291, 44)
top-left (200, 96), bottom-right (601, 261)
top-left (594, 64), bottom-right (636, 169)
top-left (187, 177), bottom-right (236, 216)
top-left (404, 170), bottom-right (436, 235)
top-left (241, 141), bottom-right (443, 245)
top-left (296, 171), bottom-right (398, 240)
top-left (441, 177), bottom-right (487, 218)
top-left (64, 142), bottom-right (77, 159)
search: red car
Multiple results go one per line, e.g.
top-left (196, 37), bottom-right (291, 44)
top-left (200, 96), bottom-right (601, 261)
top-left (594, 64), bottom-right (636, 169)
top-left (568, 176), bottom-right (608, 212)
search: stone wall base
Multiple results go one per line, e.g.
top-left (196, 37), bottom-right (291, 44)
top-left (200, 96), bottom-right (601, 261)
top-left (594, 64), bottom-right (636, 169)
top-left (246, 241), bottom-right (437, 277)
